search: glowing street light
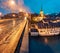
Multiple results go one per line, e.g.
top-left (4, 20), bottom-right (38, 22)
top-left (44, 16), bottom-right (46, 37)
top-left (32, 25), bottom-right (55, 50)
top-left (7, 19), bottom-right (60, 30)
top-left (8, 0), bottom-right (16, 12)
top-left (0, 12), bottom-right (2, 19)
top-left (0, 12), bottom-right (2, 16)
top-left (10, 0), bottom-right (15, 5)
top-left (12, 14), bottom-right (16, 17)
top-left (25, 17), bottom-right (27, 20)
top-left (19, 8), bottom-right (26, 12)
top-left (19, 9), bottom-right (23, 12)
top-left (8, 0), bottom-right (16, 6)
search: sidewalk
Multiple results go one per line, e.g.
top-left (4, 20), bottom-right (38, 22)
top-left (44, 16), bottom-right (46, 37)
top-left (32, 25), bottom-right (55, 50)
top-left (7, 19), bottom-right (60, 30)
top-left (20, 21), bottom-right (29, 53)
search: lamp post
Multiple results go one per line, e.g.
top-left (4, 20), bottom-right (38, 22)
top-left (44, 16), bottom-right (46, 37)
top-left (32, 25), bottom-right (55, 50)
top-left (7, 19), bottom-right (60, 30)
top-left (9, 0), bottom-right (16, 13)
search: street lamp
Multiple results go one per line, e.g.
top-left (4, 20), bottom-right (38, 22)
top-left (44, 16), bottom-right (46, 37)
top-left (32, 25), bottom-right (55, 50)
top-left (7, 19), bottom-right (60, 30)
top-left (10, 0), bottom-right (15, 5)
top-left (0, 12), bottom-right (2, 16)
top-left (12, 14), bottom-right (16, 17)
top-left (8, 0), bottom-right (16, 13)
top-left (0, 12), bottom-right (2, 19)
top-left (19, 9), bottom-right (23, 12)
top-left (25, 17), bottom-right (27, 20)
top-left (8, 0), bottom-right (16, 6)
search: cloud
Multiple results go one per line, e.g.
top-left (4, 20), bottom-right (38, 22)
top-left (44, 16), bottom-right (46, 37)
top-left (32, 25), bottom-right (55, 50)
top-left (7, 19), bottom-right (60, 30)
top-left (0, 0), bottom-right (30, 13)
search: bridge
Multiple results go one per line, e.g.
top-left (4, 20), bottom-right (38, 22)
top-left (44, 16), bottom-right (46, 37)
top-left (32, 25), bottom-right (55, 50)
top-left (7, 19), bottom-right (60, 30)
top-left (0, 17), bottom-right (60, 53)
top-left (0, 18), bottom-right (28, 53)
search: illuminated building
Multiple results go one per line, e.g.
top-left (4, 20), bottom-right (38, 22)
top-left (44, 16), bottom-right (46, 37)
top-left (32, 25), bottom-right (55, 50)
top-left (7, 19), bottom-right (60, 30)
top-left (37, 6), bottom-right (46, 21)
top-left (33, 6), bottom-right (46, 22)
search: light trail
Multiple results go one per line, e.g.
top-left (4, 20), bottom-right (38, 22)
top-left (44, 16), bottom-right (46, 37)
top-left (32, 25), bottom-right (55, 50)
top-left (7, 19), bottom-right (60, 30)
top-left (0, 18), bottom-right (24, 42)
top-left (0, 18), bottom-right (27, 53)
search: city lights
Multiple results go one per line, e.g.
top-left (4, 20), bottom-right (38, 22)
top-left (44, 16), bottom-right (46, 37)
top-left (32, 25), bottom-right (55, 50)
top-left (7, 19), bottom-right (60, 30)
top-left (0, 0), bottom-right (60, 53)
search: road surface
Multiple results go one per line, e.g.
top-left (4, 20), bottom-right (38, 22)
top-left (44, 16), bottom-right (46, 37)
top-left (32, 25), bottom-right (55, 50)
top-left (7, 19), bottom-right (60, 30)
top-left (0, 18), bottom-right (27, 53)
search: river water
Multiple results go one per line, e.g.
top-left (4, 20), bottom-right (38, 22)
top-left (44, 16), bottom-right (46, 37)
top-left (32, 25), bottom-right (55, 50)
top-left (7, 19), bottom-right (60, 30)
top-left (29, 36), bottom-right (60, 53)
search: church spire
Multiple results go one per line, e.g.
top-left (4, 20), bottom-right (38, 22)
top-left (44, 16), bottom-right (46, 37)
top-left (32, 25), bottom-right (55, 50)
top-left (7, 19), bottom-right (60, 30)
top-left (40, 4), bottom-right (44, 17)
top-left (40, 5), bottom-right (43, 11)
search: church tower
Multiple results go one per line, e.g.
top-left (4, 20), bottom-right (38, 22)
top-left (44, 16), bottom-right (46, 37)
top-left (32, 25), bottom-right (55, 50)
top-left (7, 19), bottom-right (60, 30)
top-left (33, 5), bottom-right (46, 22)
top-left (38, 5), bottom-right (46, 21)
top-left (40, 6), bottom-right (44, 17)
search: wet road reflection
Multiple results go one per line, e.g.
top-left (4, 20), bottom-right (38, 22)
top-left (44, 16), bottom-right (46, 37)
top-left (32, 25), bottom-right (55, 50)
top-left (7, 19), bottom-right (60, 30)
top-left (29, 35), bottom-right (60, 53)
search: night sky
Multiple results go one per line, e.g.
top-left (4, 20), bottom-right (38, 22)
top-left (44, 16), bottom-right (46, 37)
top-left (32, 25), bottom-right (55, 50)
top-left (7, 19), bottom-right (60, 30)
top-left (0, 0), bottom-right (60, 14)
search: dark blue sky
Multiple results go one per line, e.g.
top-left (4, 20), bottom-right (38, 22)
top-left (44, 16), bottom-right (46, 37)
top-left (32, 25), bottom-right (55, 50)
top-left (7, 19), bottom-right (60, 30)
top-left (24, 0), bottom-right (60, 14)
top-left (0, 0), bottom-right (60, 14)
